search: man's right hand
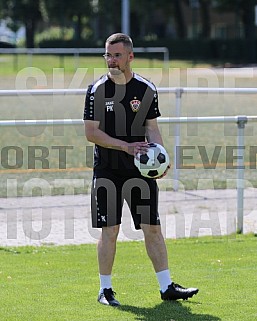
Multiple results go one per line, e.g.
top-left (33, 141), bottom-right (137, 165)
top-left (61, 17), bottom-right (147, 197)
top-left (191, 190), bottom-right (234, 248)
top-left (122, 142), bottom-right (149, 156)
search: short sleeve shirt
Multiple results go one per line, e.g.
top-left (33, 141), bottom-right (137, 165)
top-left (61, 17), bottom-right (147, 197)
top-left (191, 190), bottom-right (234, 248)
top-left (84, 73), bottom-right (161, 176)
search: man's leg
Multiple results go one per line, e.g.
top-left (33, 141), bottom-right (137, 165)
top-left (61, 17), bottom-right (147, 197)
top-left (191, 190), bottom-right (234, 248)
top-left (97, 225), bottom-right (121, 306)
top-left (98, 225), bottom-right (120, 275)
top-left (141, 224), bottom-right (168, 272)
top-left (141, 224), bottom-right (172, 293)
top-left (141, 223), bottom-right (199, 301)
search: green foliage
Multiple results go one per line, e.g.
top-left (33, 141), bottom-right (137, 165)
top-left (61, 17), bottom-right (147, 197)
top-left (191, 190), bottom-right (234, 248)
top-left (1, 0), bottom-right (257, 63)
top-left (36, 25), bottom-right (95, 48)
top-left (133, 37), bottom-right (254, 63)
top-left (0, 0), bottom-right (44, 47)
top-left (215, 0), bottom-right (257, 12)
top-left (35, 27), bottom-right (74, 44)
top-left (0, 0), bottom-right (41, 21)
top-left (0, 0), bottom-right (93, 47)
top-left (43, 0), bottom-right (92, 41)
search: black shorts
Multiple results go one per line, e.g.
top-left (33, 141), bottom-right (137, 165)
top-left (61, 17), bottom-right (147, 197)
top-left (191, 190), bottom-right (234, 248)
top-left (91, 171), bottom-right (160, 229)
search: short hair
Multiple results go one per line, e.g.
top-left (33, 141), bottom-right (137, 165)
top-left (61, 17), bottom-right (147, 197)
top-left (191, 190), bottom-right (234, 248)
top-left (105, 33), bottom-right (133, 51)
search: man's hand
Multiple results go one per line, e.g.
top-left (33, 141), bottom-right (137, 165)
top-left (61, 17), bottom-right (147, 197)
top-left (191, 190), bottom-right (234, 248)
top-left (156, 164), bottom-right (171, 179)
top-left (122, 142), bottom-right (149, 156)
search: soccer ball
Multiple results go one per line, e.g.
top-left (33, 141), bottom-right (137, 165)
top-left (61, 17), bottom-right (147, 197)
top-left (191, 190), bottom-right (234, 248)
top-left (134, 143), bottom-right (170, 178)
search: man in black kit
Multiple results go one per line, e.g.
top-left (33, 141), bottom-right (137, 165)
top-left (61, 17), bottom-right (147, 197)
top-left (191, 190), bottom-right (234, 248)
top-left (84, 33), bottom-right (199, 306)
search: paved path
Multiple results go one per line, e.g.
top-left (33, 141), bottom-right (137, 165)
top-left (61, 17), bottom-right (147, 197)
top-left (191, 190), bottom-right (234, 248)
top-left (0, 189), bottom-right (257, 246)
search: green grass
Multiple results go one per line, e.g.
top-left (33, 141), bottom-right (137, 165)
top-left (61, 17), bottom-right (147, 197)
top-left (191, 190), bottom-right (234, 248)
top-left (0, 54), bottom-right (165, 75)
top-left (0, 234), bottom-right (256, 321)
top-left (0, 55), bottom-right (107, 75)
top-left (0, 54), bottom-right (212, 75)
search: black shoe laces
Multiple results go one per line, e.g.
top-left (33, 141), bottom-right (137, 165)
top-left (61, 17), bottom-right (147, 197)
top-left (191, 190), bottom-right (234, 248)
top-left (173, 283), bottom-right (186, 290)
top-left (104, 288), bottom-right (116, 300)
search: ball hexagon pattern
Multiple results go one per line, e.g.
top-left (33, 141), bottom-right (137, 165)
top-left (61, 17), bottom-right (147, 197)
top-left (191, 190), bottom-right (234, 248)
top-left (134, 143), bottom-right (170, 179)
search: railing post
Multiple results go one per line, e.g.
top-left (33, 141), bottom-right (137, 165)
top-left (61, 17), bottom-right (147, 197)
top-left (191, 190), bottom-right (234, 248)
top-left (236, 116), bottom-right (247, 233)
top-left (74, 50), bottom-right (79, 70)
top-left (27, 48), bottom-right (33, 67)
top-left (163, 48), bottom-right (169, 70)
top-left (173, 88), bottom-right (183, 191)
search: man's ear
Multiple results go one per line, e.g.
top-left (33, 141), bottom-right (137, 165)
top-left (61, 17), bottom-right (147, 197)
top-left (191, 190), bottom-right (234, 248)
top-left (129, 52), bottom-right (134, 62)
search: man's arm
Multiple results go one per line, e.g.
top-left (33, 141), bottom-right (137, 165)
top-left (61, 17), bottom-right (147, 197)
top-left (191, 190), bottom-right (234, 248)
top-left (145, 118), bottom-right (164, 146)
top-left (145, 118), bottom-right (170, 178)
top-left (84, 120), bottom-right (148, 156)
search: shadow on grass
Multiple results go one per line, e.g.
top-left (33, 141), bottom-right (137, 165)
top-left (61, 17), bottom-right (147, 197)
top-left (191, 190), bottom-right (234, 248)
top-left (117, 301), bottom-right (221, 321)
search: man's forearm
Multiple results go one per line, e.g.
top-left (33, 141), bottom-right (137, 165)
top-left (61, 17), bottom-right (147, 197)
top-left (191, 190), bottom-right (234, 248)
top-left (146, 128), bottom-right (164, 146)
top-left (86, 127), bottom-right (128, 152)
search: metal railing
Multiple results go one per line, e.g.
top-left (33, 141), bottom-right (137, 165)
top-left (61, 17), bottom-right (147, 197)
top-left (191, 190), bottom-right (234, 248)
top-left (1, 87), bottom-right (257, 234)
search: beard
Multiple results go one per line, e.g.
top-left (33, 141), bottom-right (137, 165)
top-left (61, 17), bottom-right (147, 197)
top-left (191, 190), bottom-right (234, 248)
top-left (108, 66), bottom-right (123, 75)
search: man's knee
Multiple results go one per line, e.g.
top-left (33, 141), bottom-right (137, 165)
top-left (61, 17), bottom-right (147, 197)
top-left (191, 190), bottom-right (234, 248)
top-left (141, 224), bottom-right (162, 237)
top-left (101, 225), bottom-right (120, 242)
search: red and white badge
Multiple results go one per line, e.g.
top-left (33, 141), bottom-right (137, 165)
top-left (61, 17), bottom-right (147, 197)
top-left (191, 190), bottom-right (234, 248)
top-left (130, 97), bottom-right (141, 112)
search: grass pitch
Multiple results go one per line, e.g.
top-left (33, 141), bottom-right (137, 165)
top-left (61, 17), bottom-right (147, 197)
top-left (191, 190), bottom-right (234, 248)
top-left (0, 234), bottom-right (256, 321)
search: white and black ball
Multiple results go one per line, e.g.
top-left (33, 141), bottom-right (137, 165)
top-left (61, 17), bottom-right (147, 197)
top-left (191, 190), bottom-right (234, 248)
top-left (134, 143), bottom-right (170, 178)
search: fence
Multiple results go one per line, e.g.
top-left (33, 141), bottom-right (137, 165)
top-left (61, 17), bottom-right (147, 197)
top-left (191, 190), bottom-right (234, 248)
top-left (1, 87), bottom-right (257, 234)
top-left (0, 47), bottom-right (170, 69)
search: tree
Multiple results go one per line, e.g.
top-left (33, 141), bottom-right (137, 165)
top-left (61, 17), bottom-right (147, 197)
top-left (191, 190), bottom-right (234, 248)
top-left (215, 0), bottom-right (257, 39)
top-left (44, 0), bottom-right (92, 41)
top-left (215, 0), bottom-right (257, 61)
top-left (183, 0), bottom-right (212, 39)
top-left (0, 0), bottom-right (44, 48)
top-left (199, 0), bottom-right (211, 38)
top-left (173, 0), bottom-right (187, 38)
top-left (130, 0), bottom-right (179, 39)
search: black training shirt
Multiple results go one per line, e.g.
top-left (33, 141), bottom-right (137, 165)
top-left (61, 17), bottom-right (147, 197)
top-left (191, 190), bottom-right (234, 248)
top-left (84, 73), bottom-right (161, 177)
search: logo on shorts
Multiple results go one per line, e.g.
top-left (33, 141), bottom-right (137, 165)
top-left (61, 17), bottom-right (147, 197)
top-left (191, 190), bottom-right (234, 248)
top-left (130, 97), bottom-right (141, 112)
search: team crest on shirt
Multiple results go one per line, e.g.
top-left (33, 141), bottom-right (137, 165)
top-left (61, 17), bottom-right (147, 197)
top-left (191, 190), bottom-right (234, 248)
top-left (130, 97), bottom-right (141, 112)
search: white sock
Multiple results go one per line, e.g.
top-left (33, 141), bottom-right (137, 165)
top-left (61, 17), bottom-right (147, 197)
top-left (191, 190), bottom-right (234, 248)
top-left (156, 269), bottom-right (172, 293)
top-left (99, 274), bottom-right (112, 294)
